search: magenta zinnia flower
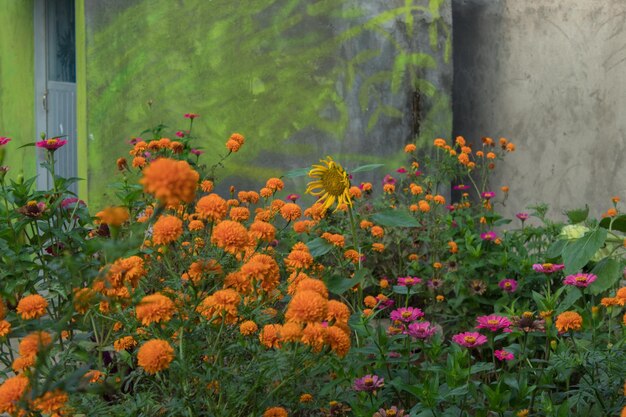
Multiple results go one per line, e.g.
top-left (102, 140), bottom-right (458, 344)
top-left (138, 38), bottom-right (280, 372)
top-left (532, 263), bottom-right (565, 274)
top-left (383, 174), bottom-right (396, 185)
top-left (286, 194), bottom-right (301, 202)
top-left (563, 273), bottom-right (597, 288)
top-left (453, 184), bottom-right (470, 191)
top-left (516, 212), bottom-right (529, 221)
top-left (36, 138), bottom-right (67, 150)
top-left (353, 374), bottom-right (384, 392)
top-left (494, 349), bottom-right (515, 361)
top-left (480, 231), bottom-right (497, 241)
top-left (481, 191), bottom-right (495, 199)
top-left (390, 307), bottom-right (424, 323)
top-left (0, 136), bottom-right (11, 146)
top-left (476, 315), bottom-right (511, 332)
top-left (184, 113), bottom-right (199, 119)
top-left (452, 332), bottom-right (488, 348)
top-left (407, 321), bottom-right (437, 339)
top-left (397, 276), bottom-right (422, 286)
top-left (396, 167), bottom-right (407, 173)
top-left (498, 278), bottom-right (518, 293)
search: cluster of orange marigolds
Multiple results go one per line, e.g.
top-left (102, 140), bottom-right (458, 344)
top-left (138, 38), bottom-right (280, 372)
top-left (0, 131), bottom-right (624, 417)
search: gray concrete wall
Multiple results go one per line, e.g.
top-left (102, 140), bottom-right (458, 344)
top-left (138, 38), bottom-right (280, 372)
top-left (453, 0), bottom-right (626, 219)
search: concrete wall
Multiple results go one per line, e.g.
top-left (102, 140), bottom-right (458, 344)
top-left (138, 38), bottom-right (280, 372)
top-left (453, 0), bottom-right (626, 219)
top-left (0, 1), bottom-right (36, 180)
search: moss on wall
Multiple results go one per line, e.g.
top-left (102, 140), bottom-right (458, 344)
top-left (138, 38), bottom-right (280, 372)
top-left (84, 0), bottom-right (452, 207)
top-left (0, 1), bottom-right (36, 180)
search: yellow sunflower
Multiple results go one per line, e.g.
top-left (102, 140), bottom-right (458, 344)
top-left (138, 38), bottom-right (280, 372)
top-left (305, 156), bottom-right (352, 212)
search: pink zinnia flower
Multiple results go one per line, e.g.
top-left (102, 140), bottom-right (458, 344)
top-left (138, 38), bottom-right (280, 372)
top-left (61, 198), bottom-right (86, 210)
top-left (396, 167), bottom-right (407, 174)
top-left (480, 231), bottom-right (497, 241)
top-left (481, 191), bottom-right (495, 199)
top-left (36, 138), bottom-right (67, 150)
top-left (397, 276), bottom-right (422, 286)
top-left (0, 136), bottom-right (11, 146)
top-left (383, 175), bottom-right (396, 185)
top-left (175, 131), bottom-right (185, 138)
top-left (516, 212), bottom-right (529, 221)
top-left (476, 315), bottom-right (511, 332)
top-left (532, 263), bottom-right (565, 274)
top-left (390, 307), bottom-right (424, 323)
top-left (427, 278), bottom-right (443, 289)
top-left (453, 184), bottom-right (470, 191)
top-left (353, 374), bottom-right (384, 392)
top-left (494, 349), bottom-right (514, 361)
top-left (452, 332), bottom-right (488, 348)
top-left (286, 194), bottom-right (300, 202)
top-left (563, 273), bottom-right (597, 288)
top-left (498, 279), bottom-right (518, 293)
top-left (184, 113), bottom-right (199, 119)
top-left (407, 321), bottom-right (437, 339)
top-left (190, 149), bottom-right (203, 156)
top-left (375, 295), bottom-right (394, 309)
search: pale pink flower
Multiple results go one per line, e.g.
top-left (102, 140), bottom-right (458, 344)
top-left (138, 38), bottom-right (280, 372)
top-left (476, 315), bottom-right (511, 332)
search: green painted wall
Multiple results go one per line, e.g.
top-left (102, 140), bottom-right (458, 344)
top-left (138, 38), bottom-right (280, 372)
top-left (84, 0), bottom-right (452, 207)
top-left (0, 1), bottom-right (36, 180)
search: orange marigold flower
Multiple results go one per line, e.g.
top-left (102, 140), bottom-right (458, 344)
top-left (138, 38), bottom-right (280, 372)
top-left (405, 143), bottom-right (417, 153)
top-left (304, 202), bottom-right (326, 221)
top-left (106, 255), bottom-right (146, 288)
top-left (455, 136), bottom-right (466, 146)
top-left (285, 290), bottom-right (328, 323)
top-left (408, 254), bottom-right (419, 261)
top-left (226, 139), bottom-right (242, 152)
top-left (241, 254), bottom-right (281, 293)
top-left (200, 180), bottom-right (214, 193)
top-left (198, 289), bottom-right (241, 324)
top-left (457, 153), bottom-right (470, 165)
top-left (73, 287), bottom-right (96, 314)
top-left (280, 203), bottom-right (302, 221)
top-left (501, 186), bottom-right (509, 193)
top-left (601, 297), bottom-right (622, 307)
top-left (433, 138), bottom-right (447, 148)
top-left (433, 195), bottom-right (446, 205)
top-left (506, 143), bottom-right (516, 152)
top-left (486, 152), bottom-right (496, 159)
top-left (141, 158), bottom-right (199, 206)
top-left (249, 221), bottom-right (276, 242)
top-left (229, 206), bottom-right (251, 222)
top-left (611, 196), bottom-right (620, 204)
top-left (19, 331), bottom-right (52, 357)
top-left (84, 370), bottom-right (105, 384)
top-left (433, 262), bottom-right (442, 269)
top-left (12, 355), bottom-right (35, 373)
top-left (260, 187), bottom-right (273, 198)
top-left (555, 311), bottom-right (583, 333)
top-left (327, 300), bottom-right (350, 325)
top-left (152, 215), bottom-right (183, 245)
top-left (0, 320), bottom-right (10, 338)
top-left (0, 375), bottom-right (29, 415)
top-left (132, 156), bottom-right (147, 168)
top-left (371, 226), bottom-right (384, 238)
top-left (299, 393), bottom-right (313, 403)
top-left (476, 150), bottom-right (484, 157)
top-left (280, 322), bottom-right (303, 343)
top-left (326, 325), bottom-right (351, 357)
top-left (448, 241), bottom-right (458, 253)
top-left (372, 243), bottom-right (385, 252)
top-left (604, 208), bottom-right (618, 218)
top-left (482, 137), bottom-right (494, 146)
top-left (266, 178), bottom-right (284, 192)
top-left (270, 199), bottom-right (286, 212)
top-left (211, 220), bottom-right (249, 254)
top-left (301, 322), bottom-right (326, 352)
top-left (260, 324), bottom-right (282, 349)
top-left (418, 200), bottom-right (430, 213)
top-left (183, 260), bottom-right (222, 285)
top-left (239, 320), bottom-right (258, 336)
top-left (321, 232), bottom-right (345, 247)
top-left (616, 287), bottom-right (626, 301)
top-left (137, 339), bottom-right (174, 374)
top-left (95, 206), bottom-right (130, 227)
top-left (344, 249), bottom-right (360, 264)
top-left (349, 186), bottom-right (362, 199)
top-left (499, 137), bottom-right (508, 146)
top-left (360, 220), bottom-right (373, 229)
top-left (379, 278), bottom-right (389, 288)
top-left (461, 146), bottom-right (472, 154)
top-left (17, 294), bottom-right (48, 320)
top-left (296, 279), bottom-right (329, 299)
top-left (263, 406), bottom-right (288, 417)
top-left (114, 336), bottom-right (137, 351)
top-left (285, 245), bottom-right (314, 271)
top-left (293, 220), bottom-right (314, 234)
top-left (188, 219), bottom-right (204, 232)
top-left (364, 296), bottom-right (377, 308)
top-left (196, 193), bottom-right (228, 222)
top-left (136, 293), bottom-right (176, 326)
top-left (361, 182), bottom-right (373, 192)
top-left (383, 184), bottom-right (395, 194)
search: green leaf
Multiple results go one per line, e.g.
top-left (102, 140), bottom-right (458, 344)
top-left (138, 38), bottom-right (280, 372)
top-left (350, 164), bottom-right (385, 174)
top-left (371, 209), bottom-right (420, 227)
top-left (590, 257), bottom-right (621, 296)
top-left (325, 275), bottom-right (356, 295)
top-left (558, 287), bottom-right (582, 312)
top-left (565, 205), bottom-right (589, 224)
top-left (599, 214), bottom-right (626, 233)
top-left (561, 228), bottom-right (607, 274)
top-left (283, 167), bottom-right (309, 178)
top-left (306, 237), bottom-right (333, 258)
top-left (545, 239), bottom-right (567, 260)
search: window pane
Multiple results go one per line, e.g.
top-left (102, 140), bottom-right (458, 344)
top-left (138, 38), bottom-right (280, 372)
top-left (47, 0), bottom-right (75, 83)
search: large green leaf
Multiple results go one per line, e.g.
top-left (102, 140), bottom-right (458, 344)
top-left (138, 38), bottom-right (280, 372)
top-left (561, 228), bottom-right (607, 274)
top-left (306, 237), bottom-right (334, 258)
top-left (558, 287), bottom-right (582, 312)
top-left (325, 275), bottom-right (356, 295)
top-left (589, 257), bottom-right (621, 296)
top-left (371, 209), bottom-right (420, 228)
top-left (350, 163), bottom-right (385, 173)
top-left (283, 167), bottom-right (310, 178)
top-left (565, 205), bottom-right (589, 224)
top-left (599, 214), bottom-right (626, 233)
top-left (545, 239), bottom-right (568, 260)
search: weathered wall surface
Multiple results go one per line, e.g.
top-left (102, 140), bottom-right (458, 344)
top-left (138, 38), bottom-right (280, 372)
top-left (83, 0), bottom-right (452, 206)
top-left (453, 0), bottom-right (626, 218)
top-left (0, 1), bottom-right (36, 180)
